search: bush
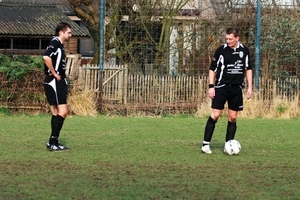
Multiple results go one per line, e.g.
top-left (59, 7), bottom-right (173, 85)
top-left (0, 54), bottom-right (43, 81)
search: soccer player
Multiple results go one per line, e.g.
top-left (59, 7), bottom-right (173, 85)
top-left (43, 22), bottom-right (72, 151)
top-left (201, 27), bottom-right (253, 154)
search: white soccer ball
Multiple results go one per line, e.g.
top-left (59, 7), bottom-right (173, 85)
top-left (224, 140), bottom-right (241, 155)
top-left (132, 4), bottom-right (138, 12)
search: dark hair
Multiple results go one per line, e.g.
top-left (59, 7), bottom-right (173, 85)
top-left (54, 22), bottom-right (72, 36)
top-left (226, 27), bottom-right (239, 37)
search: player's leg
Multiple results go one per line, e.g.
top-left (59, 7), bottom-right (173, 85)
top-left (50, 106), bottom-right (58, 139)
top-left (48, 105), bottom-right (58, 147)
top-left (226, 86), bottom-right (243, 142)
top-left (202, 86), bottom-right (227, 154)
top-left (56, 104), bottom-right (68, 139)
top-left (201, 109), bottom-right (222, 153)
top-left (204, 109), bottom-right (222, 142)
top-left (226, 109), bottom-right (238, 141)
top-left (48, 104), bottom-right (69, 151)
top-left (43, 76), bottom-right (59, 148)
top-left (54, 78), bottom-right (68, 140)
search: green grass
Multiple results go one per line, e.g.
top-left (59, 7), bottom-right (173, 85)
top-left (0, 115), bottom-right (299, 199)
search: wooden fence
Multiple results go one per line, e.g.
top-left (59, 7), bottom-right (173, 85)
top-left (72, 64), bottom-right (300, 108)
top-left (1, 55), bottom-right (299, 114)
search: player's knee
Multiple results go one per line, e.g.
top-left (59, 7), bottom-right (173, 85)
top-left (210, 115), bottom-right (220, 121)
top-left (61, 111), bottom-right (68, 118)
top-left (228, 117), bottom-right (236, 122)
top-left (211, 110), bottom-right (222, 120)
top-left (58, 109), bottom-right (68, 118)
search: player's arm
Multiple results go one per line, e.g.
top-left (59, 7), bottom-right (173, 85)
top-left (245, 69), bottom-right (253, 99)
top-left (208, 69), bottom-right (216, 86)
top-left (207, 46), bottom-right (221, 99)
top-left (207, 69), bottom-right (216, 99)
top-left (43, 56), bottom-right (61, 81)
top-left (245, 49), bottom-right (253, 100)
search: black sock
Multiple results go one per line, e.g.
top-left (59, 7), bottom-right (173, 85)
top-left (56, 115), bottom-right (65, 139)
top-left (203, 117), bottom-right (217, 144)
top-left (49, 115), bottom-right (57, 144)
top-left (51, 115), bottom-right (56, 133)
top-left (226, 121), bottom-right (237, 142)
top-left (49, 115), bottom-right (65, 145)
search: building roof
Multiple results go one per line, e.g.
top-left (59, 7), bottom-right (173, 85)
top-left (1, 0), bottom-right (76, 14)
top-left (0, 3), bottom-right (89, 37)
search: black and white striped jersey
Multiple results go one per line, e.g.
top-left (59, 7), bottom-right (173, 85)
top-left (44, 37), bottom-right (66, 78)
top-left (210, 42), bottom-right (251, 86)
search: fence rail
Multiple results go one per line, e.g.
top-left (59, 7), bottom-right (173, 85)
top-left (74, 64), bottom-right (300, 106)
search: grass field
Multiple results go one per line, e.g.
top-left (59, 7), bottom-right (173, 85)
top-left (0, 114), bottom-right (299, 199)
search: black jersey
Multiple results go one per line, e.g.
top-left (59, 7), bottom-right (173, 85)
top-left (210, 42), bottom-right (251, 86)
top-left (44, 37), bottom-right (66, 78)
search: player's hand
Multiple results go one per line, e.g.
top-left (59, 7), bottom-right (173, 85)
top-left (54, 73), bottom-right (61, 81)
top-left (208, 88), bottom-right (215, 99)
top-left (246, 88), bottom-right (253, 100)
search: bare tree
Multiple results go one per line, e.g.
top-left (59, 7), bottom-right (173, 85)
top-left (64, 0), bottom-right (257, 75)
top-left (64, 0), bottom-right (199, 73)
top-left (63, 0), bottom-right (100, 64)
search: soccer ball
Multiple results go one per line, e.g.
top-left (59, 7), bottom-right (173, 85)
top-left (132, 4), bottom-right (139, 12)
top-left (224, 140), bottom-right (241, 155)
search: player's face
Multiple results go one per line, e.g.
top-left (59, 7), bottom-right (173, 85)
top-left (61, 27), bottom-right (72, 42)
top-left (226, 33), bottom-right (239, 48)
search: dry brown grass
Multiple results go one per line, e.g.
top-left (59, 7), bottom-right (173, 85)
top-left (68, 89), bottom-right (98, 116)
top-left (241, 94), bottom-right (300, 119)
top-left (196, 93), bottom-right (300, 119)
top-left (67, 90), bottom-right (300, 118)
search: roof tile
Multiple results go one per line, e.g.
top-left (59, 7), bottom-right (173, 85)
top-left (0, 4), bottom-right (89, 37)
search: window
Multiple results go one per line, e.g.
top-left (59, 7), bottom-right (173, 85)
top-left (0, 37), bottom-right (50, 51)
top-left (0, 38), bottom-right (11, 49)
top-left (13, 38), bottom-right (39, 49)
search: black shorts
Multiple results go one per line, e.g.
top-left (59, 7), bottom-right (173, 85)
top-left (43, 76), bottom-right (68, 105)
top-left (211, 84), bottom-right (243, 111)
